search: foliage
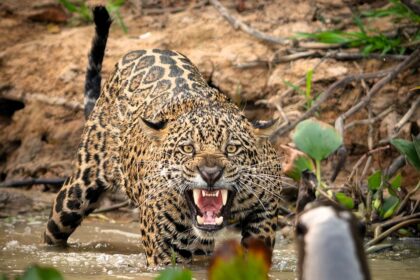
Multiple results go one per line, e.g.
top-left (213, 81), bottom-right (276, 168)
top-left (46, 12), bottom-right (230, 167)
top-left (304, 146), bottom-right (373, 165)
top-left (284, 152), bottom-right (315, 181)
top-left (155, 240), bottom-right (271, 280)
top-left (1, 265), bottom-right (64, 280)
top-left (391, 138), bottom-right (420, 170)
top-left (297, 0), bottom-right (420, 55)
top-left (58, 0), bottom-right (91, 22)
top-left (293, 119), bottom-right (342, 161)
top-left (362, 0), bottom-right (420, 23)
top-left (155, 268), bottom-right (192, 280)
top-left (292, 119), bottom-right (342, 188)
top-left (298, 17), bottom-right (404, 55)
top-left (367, 170), bottom-right (402, 219)
top-left (208, 240), bottom-right (270, 280)
top-left (58, 0), bottom-right (128, 32)
top-left (335, 192), bottom-right (354, 209)
top-left (284, 68), bottom-right (315, 110)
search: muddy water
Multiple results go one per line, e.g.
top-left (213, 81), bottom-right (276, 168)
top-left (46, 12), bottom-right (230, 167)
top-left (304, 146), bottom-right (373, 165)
top-left (1, 213), bottom-right (419, 280)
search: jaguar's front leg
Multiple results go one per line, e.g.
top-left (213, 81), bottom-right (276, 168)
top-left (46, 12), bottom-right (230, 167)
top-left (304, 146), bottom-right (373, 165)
top-left (240, 206), bottom-right (278, 251)
top-left (139, 194), bottom-right (199, 266)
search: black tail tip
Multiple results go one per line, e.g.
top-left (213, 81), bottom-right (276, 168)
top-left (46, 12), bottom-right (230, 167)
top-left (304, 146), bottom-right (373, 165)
top-left (93, 6), bottom-right (112, 29)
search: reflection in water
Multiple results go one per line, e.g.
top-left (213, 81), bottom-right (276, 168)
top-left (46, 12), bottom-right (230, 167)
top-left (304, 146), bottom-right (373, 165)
top-left (0, 213), bottom-right (419, 280)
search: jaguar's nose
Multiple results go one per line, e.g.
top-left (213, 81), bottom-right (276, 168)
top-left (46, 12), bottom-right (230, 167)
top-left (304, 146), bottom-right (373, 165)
top-left (197, 165), bottom-right (224, 186)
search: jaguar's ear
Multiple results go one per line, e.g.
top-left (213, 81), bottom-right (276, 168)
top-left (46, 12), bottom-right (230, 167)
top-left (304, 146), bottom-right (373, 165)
top-left (252, 118), bottom-right (280, 139)
top-left (140, 118), bottom-right (168, 141)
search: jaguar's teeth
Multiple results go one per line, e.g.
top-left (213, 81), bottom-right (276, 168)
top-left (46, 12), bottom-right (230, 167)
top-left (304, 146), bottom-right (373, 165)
top-left (221, 189), bottom-right (228, 205)
top-left (197, 215), bottom-right (204, 224)
top-left (193, 189), bottom-right (200, 205)
top-left (201, 190), bottom-right (220, 197)
top-left (215, 216), bottom-right (223, 225)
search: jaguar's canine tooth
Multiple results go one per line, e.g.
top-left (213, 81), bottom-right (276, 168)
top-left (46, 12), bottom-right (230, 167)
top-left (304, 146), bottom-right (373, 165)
top-left (221, 189), bottom-right (228, 205)
top-left (193, 189), bottom-right (200, 205)
top-left (215, 216), bottom-right (223, 225)
top-left (197, 215), bottom-right (204, 224)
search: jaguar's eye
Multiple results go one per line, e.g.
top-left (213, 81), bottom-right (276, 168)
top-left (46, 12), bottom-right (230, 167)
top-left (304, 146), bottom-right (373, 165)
top-left (226, 144), bottom-right (238, 154)
top-left (180, 144), bottom-right (194, 154)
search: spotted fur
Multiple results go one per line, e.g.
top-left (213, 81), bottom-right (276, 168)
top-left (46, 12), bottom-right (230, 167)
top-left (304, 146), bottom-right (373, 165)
top-left (44, 6), bottom-right (282, 266)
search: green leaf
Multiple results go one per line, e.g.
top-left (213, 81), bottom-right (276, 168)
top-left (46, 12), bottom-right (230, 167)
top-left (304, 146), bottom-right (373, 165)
top-left (381, 196), bottom-right (399, 219)
top-left (293, 119), bottom-right (343, 161)
top-left (368, 170), bottom-right (382, 191)
top-left (335, 192), bottom-right (355, 209)
top-left (155, 268), bottom-right (192, 280)
top-left (391, 138), bottom-right (420, 170)
top-left (305, 69), bottom-right (314, 108)
top-left (21, 265), bottom-right (63, 280)
top-left (284, 80), bottom-right (305, 96)
top-left (373, 197), bottom-right (381, 210)
top-left (284, 153), bottom-right (315, 181)
top-left (209, 254), bottom-right (268, 280)
top-left (297, 31), bottom-right (354, 44)
top-left (58, 0), bottom-right (77, 12)
top-left (390, 174), bottom-right (402, 189)
top-left (413, 137), bottom-right (420, 159)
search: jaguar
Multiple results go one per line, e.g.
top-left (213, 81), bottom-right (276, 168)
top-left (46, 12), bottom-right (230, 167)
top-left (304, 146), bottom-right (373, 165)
top-left (44, 6), bottom-right (283, 266)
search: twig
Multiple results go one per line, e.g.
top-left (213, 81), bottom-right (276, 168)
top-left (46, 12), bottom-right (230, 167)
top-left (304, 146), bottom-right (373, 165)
top-left (209, 0), bottom-right (290, 45)
top-left (94, 200), bottom-right (131, 214)
top-left (401, 0), bottom-right (420, 16)
top-left (365, 218), bottom-right (420, 246)
top-left (344, 107), bottom-right (394, 130)
top-left (385, 133), bottom-right (420, 177)
top-left (277, 48), bottom-right (420, 141)
top-left (340, 49), bottom-right (420, 123)
top-left (394, 181), bottom-right (420, 216)
top-left (385, 155), bottom-right (405, 178)
top-left (373, 212), bottom-right (420, 230)
top-left (271, 69), bottom-right (392, 139)
top-left (346, 146), bottom-right (390, 184)
top-left (233, 51), bottom-right (408, 68)
top-left (393, 95), bottom-right (420, 133)
top-left (0, 178), bottom-right (66, 188)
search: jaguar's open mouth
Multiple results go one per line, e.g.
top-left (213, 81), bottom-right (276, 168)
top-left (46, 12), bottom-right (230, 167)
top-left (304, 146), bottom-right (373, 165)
top-left (186, 188), bottom-right (235, 231)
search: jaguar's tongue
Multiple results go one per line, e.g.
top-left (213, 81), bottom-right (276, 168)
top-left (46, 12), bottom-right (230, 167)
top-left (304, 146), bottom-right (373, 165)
top-left (193, 189), bottom-right (227, 225)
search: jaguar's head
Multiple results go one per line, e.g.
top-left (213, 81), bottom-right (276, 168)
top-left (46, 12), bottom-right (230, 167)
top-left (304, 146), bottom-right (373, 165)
top-left (140, 104), bottom-right (281, 236)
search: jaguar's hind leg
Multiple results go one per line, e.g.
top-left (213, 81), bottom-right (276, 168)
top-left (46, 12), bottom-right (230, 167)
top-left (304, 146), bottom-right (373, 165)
top-left (44, 121), bottom-right (121, 245)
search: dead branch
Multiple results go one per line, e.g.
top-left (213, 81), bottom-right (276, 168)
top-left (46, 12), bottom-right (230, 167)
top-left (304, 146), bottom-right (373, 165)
top-left (271, 69), bottom-right (392, 139)
top-left (233, 51), bottom-right (408, 68)
top-left (346, 145), bottom-right (390, 184)
top-left (393, 94), bottom-right (420, 133)
top-left (394, 181), bottom-right (420, 216)
top-left (0, 178), bottom-right (66, 188)
top-left (366, 218), bottom-right (420, 246)
top-left (373, 212), bottom-right (420, 230)
top-left (0, 85), bottom-right (83, 111)
top-left (401, 0), bottom-right (420, 16)
top-left (209, 0), bottom-right (290, 45)
top-left (344, 107), bottom-right (394, 130)
top-left (337, 49), bottom-right (420, 133)
top-left (281, 47), bottom-right (419, 142)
